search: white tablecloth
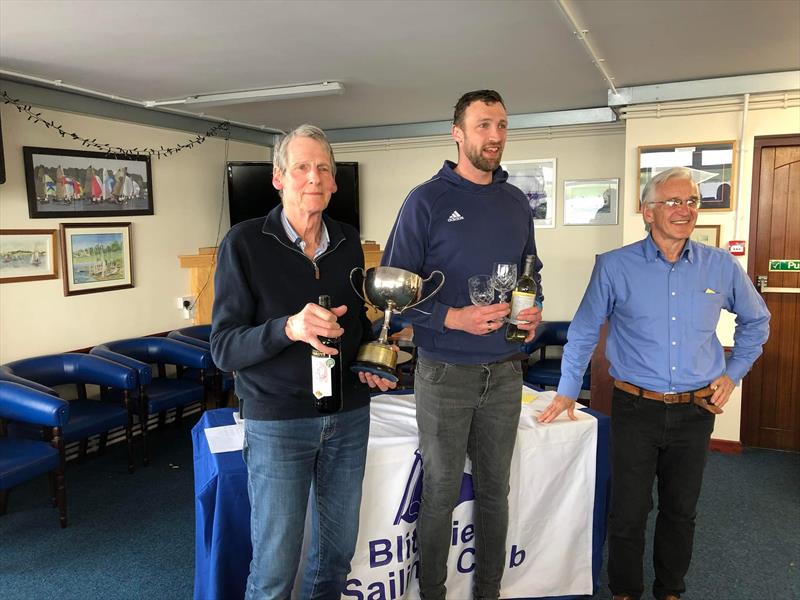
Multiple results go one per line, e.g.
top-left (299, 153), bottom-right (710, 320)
top-left (346, 387), bottom-right (599, 599)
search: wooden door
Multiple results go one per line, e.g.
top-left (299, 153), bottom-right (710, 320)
top-left (742, 134), bottom-right (800, 451)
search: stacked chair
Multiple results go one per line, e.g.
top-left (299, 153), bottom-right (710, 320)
top-left (0, 353), bottom-right (139, 474)
top-left (90, 336), bottom-right (211, 465)
top-left (167, 324), bottom-right (234, 406)
top-left (520, 321), bottom-right (591, 393)
top-left (0, 381), bottom-right (70, 527)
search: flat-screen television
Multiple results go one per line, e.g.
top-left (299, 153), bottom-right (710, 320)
top-left (227, 161), bottom-right (360, 230)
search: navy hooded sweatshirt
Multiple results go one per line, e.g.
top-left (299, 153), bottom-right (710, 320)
top-left (382, 160), bottom-right (543, 365)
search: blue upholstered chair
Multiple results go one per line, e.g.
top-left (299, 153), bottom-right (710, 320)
top-left (0, 353), bottom-right (138, 473)
top-left (0, 380), bottom-right (70, 527)
top-left (167, 325), bottom-right (234, 405)
top-left (90, 337), bottom-right (211, 465)
top-left (520, 321), bottom-right (591, 391)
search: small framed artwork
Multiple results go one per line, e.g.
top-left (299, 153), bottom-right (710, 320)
top-left (503, 159), bottom-right (556, 228)
top-left (563, 178), bottom-right (619, 226)
top-left (690, 225), bottom-right (721, 248)
top-left (637, 141), bottom-right (736, 212)
top-left (60, 222), bottom-right (133, 296)
top-left (0, 229), bottom-right (58, 283)
top-left (24, 146), bottom-right (153, 218)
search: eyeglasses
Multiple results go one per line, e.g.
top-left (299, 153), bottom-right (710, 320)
top-left (651, 197), bottom-right (701, 209)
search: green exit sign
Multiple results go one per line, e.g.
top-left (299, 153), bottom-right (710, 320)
top-left (769, 260), bottom-right (800, 272)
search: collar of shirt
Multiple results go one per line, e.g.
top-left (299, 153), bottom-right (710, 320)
top-left (280, 208), bottom-right (330, 259)
top-left (642, 234), bottom-right (694, 264)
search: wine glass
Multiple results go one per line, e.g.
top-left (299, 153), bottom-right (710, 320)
top-left (468, 274), bottom-right (495, 307)
top-left (491, 262), bottom-right (517, 304)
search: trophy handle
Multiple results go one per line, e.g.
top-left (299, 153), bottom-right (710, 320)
top-left (403, 270), bottom-right (446, 312)
top-left (349, 267), bottom-right (368, 304)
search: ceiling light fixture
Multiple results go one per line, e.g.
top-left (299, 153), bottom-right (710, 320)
top-left (145, 81), bottom-right (345, 108)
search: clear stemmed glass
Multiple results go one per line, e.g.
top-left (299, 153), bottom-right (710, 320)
top-left (491, 262), bottom-right (517, 304)
top-left (468, 274), bottom-right (495, 307)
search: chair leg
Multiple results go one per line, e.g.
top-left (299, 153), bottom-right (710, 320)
top-left (158, 410), bottom-right (166, 429)
top-left (0, 489), bottom-right (8, 515)
top-left (98, 432), bottom-right (109, 454)
top-left (140, 405), bottom-right (150, 467)
top-left (174, 405), bottom-right (184, 427)
top-left (125, 414), bottom-right (134, 475)
top-left (78, 438), bottom-right (88, 463)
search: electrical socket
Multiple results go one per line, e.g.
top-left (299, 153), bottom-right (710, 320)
top-left (176, 296), bottom-right (195, 319)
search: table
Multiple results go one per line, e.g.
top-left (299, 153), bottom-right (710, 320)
top-left (193, 388), bottom-right (610, 600)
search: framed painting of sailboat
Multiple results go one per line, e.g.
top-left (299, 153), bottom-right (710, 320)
top-left (0, 229), bottom-right (59, 283)
top-left (60, 222), bottom-right (133, 296)
top-left (23, 147), bottom-right (154, 218)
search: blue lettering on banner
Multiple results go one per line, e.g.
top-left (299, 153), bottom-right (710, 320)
top-left (509, 544), bottom-right (526, 568)
top-left (457, 547), bottom-right (475, 573)
top-left (343, 561), bottom-right (420, 599)
top-left (347, 448), bottom-right (526, 599)
top-left (369, 529), bottom-right (418, 567)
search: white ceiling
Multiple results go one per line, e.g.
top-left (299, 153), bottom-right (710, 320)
top-left (1, 0), bottom-right (799, 132)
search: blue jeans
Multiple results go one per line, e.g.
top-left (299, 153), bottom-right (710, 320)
top-left (608, 387), bottom-right (715, 600)
top-left (414, 357), bottom-right (523, 600)
top-left (242, 406), bottom-right (370, 600)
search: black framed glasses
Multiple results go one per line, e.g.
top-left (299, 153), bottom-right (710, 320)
top-left (652, 197), bottom-right (701, 209)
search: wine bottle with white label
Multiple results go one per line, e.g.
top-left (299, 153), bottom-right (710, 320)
top-left (311, 295), bottom-right (343, 413)
top-left (505, 255), bottom-right (538, 343)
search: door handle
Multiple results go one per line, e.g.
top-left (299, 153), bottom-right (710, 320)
top-left (757, 274), bottom-right (800, 294)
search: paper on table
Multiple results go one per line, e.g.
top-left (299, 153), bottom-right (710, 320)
top-left (204, 423), bottom-right (244, 454)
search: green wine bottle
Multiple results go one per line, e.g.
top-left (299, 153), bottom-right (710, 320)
top-left (505, 255), bottom-right (538, 343)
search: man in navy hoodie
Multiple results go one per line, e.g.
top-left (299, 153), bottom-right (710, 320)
top-left (211, 124), bottom-right (395, 600)
top-left (382, 90), bottom-right (543, 600)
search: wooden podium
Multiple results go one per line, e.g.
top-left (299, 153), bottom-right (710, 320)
top-left (178, 242), bottom-right (384, 325)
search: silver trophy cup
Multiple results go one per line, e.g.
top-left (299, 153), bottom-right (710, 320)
top-left (350, 266), bottom-right (444, 381)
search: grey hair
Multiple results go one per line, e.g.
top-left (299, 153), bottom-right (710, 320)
top-left (641, 166), bottom-right (697, 232)
top-left (272, 123), bottom-right (336, 177)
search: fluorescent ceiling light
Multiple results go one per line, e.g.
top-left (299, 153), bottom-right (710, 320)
top-left (145, 81), bottom-right (344, 108)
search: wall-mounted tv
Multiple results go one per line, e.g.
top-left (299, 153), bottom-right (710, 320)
top-left (226, 161), bottom-right (360, 230)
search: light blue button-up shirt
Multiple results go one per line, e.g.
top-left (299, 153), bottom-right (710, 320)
top-left (280, 208), bottom-right (330, 259)
top-left (557, 235), bottom-right (770, 400)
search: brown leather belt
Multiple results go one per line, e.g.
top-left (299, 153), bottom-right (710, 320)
top-left (614, 380), bottom-right (722, 414)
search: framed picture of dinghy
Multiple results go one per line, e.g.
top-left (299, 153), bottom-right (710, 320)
top-left (60, 222), bottom-right (133, 296)
top-left (24, 147), bottom-right (154, 218)
top-left (0, 229), bottom-right (58, 283)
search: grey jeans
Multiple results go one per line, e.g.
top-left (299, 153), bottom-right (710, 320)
top-left (414, 356), bottom-right (523, 600)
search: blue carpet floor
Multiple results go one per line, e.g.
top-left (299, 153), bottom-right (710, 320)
top-left (1, 417), bottom-right (798, 600)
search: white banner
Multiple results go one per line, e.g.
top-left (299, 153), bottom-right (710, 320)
top-left (343, 388), bottom-right (598, 600)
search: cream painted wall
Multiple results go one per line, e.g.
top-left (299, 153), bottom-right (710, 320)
top-left (621, 95), bottom-right (800, 441)
top-left (0, 104), bottom-right (266, 362)
top-left (334, 123), bottom-right (626, 321)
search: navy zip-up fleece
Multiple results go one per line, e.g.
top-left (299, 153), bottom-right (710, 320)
top-left (210, 206), bottom-right (372, 420)
top-left (382, 160), bottom-right (543, 364)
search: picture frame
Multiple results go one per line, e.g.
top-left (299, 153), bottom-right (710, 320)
top-left (503, 159), bottom-right (556, 228)
top-left (0, 229), bottom-right (58, 283)
top-left (637, 141), bottom-right (736, 212)
top-left (60, 222), bottom-right (133, 296)
top-left (24, 146), bottom-right (154, 218)
top-left (690, 224), bottom-right (721, 248)
top-left (563, 178), bottom-right (619, 226)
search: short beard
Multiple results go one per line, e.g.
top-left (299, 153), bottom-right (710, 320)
top-left (465, 144), bottom-right (502, 173)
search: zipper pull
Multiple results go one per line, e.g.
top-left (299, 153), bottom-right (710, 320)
top-left (314, 263), bottom-right (320, 279)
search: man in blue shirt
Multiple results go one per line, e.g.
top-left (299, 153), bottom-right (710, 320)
top-left (538, 166), bottom-right (770, 600)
